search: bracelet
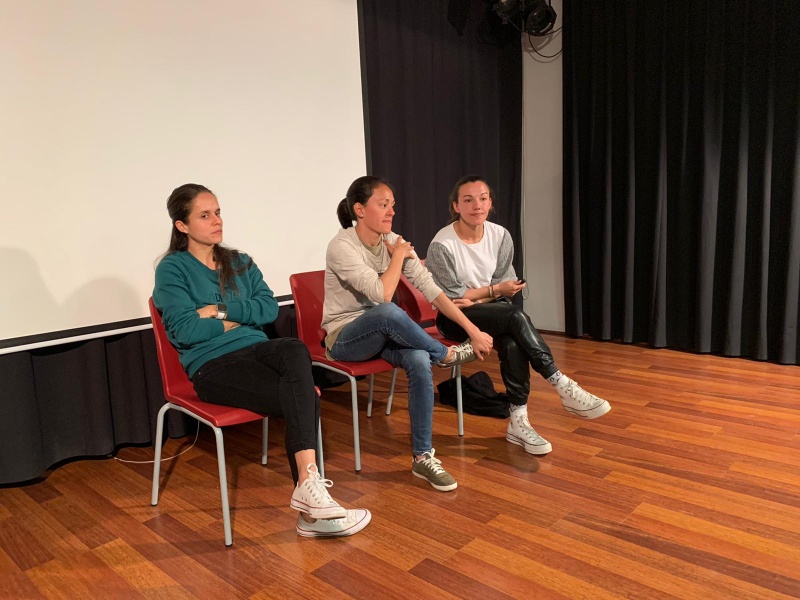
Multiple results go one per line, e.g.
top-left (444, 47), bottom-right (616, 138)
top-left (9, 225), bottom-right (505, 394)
top-left (489, 285), bottom-right (494, 298)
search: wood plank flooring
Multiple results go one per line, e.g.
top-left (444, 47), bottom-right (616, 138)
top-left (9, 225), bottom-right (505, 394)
top-left (2, 335), bottom-right (800, 599)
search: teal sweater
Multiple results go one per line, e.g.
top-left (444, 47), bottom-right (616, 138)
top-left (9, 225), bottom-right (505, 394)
top-left (153, 251), bottom-right (278, 377)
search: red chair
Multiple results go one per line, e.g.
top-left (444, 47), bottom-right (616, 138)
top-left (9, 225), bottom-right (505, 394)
top-left (395, 274), bottom-right (466, 436)
top-left (148, 298), bottom-right (323, 546)
top-left (289, 271), bottom-right (396, 472)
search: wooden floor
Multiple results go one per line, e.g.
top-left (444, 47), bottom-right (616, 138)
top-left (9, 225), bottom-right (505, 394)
top-left (2, 335), bottom-right (800, 599)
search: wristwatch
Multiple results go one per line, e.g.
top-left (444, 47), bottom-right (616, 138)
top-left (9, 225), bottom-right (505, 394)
top-left (215, 303), bottom-right (228, 320)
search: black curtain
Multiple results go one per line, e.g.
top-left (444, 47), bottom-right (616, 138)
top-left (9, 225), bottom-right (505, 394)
top-left (359, 0), bottom-right (523, 270)
top-left (564, 0), bottom-right (800, 364)
top-left (0, 331), bottom-right (191, 485)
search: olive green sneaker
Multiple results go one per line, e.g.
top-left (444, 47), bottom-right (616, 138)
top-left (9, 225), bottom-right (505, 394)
top-left (435, 339), bottom-right (476, 368)
top-left (411, 449), bottom-right (458, 492)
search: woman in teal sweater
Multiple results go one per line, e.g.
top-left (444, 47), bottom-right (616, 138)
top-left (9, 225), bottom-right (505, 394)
top-left (153, 183), bottom-right (370, 539)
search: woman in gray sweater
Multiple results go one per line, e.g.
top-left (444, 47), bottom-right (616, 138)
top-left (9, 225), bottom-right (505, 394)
top-left (322, 176), bottom-right (493, 492)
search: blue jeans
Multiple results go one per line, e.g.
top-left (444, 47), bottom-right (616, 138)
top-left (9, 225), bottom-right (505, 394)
top-left (329, 303), bottom-right (448, 455)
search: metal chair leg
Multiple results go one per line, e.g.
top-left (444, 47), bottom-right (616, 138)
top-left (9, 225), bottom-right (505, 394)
top-left (151, 402), bottom-right (171, 506)
top-left (317, 419), bottom-right (325, 479)
top-left (367, 374), bottom-right (375, 417)
top-left (385, 368), bottom-right (398, 415)
top-left (455, 365), bottom-right (464, 436)
top-left (261, 417), bottom-right (268, 465)
top-left (212, 425), bottom-right (233, 547)
top-left (349, 375), bottom-right (361, 472)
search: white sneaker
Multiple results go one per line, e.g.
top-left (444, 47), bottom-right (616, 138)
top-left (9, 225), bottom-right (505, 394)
top-left (556, 377), bottom-right (611, 419)
top-left (296, 509), bottom-right (372, 538)
top-left (290, 464), bottom-right (347, 520)
top-left (506, 411), bottom-right (552, 455)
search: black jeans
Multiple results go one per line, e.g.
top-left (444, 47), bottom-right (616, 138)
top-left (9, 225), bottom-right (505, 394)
top-left (191, 338), bottom-right (320, 484)
top-left (436, 299), bottom-right (559, 405)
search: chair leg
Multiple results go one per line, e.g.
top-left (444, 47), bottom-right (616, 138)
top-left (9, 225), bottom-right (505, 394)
top-left (455, 365), bottom-right (464, 436)
top-left (317, 419), bottom-right (325, 479)
top-left (261, 417), bottom-right (268, 465)
top-left (385, 368), bottom-right (398, 415)
top-left (212, 425), bottom-right (233, 547)
top-left (349, 375), bottom-right (361, 472)
top-left (367, 374), bottom-right (375, 417)
top-left (151, 402), bottom-right (172, 506)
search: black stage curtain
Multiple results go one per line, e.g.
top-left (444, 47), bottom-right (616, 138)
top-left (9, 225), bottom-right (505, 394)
top-left (0, 331), bottom-right (192, 485)
top-left (563, 0), bottom-right (800, 364)
top-left (359, 0), bottom-right (523, 270)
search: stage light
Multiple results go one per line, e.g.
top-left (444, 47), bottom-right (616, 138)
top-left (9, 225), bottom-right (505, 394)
top-left (494, 0), bottom-right (521, 21)
top-left (491, 0), bottom-right (557, 36)
top-left (524, 0), bottom-right (556, 36)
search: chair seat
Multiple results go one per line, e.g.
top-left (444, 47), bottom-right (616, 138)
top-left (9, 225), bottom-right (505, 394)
top-left (167, 385), bottom-right (322, 428)
top-left (167, 393), bottom-right (265, 428)
top-left (310, 353), bottom-right (395, 377)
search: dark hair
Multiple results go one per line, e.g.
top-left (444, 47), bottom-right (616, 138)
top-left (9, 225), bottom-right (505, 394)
top-left (336, 175), bottom-right (394, 228)
top-left (447, 175), bottom-right (495, 224)
top-left (164, 183), bottom-right (250, 297)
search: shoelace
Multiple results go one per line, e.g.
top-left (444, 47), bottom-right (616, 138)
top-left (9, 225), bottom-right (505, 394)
top-left (515, 414), bottom-right (542, 441)
top-left (450, 339), bottom-right (474, 360)
top-left (419, 451), bottom-right (446, 475)
top-left (453, 342), bottom-right (470, 358)
top-left (306, 470), bottom-right (337, 504)
top-left (564, 380), bottom-right (595, 406)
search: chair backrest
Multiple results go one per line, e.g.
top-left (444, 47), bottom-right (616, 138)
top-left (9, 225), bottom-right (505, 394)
top-left (395, 274), bottom-right (437, 326)
top-left (288, 270), bottom-right (327, 353)
top-left (148, 298), bottom-right (198, 401)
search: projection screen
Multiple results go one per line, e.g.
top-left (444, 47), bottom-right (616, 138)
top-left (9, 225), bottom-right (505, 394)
top-left (1, 0), bottom-right (365, 350)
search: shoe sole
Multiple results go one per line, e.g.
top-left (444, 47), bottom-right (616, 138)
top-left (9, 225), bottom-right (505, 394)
top-left (290, 499), bottom-right (348, 520)
top-left (296, 510), bottom-right (372, 538)
top-left (506, 432), bottom-right (552, 455)
top-left (436, 353), bottom-right (477, 368)
top-left (411, 470), bottom-right (458, 492)
top-left (563, 400), bottom-right (611, 420)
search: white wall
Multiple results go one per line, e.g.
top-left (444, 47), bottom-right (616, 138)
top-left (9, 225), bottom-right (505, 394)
top-left (521, 0), bottom-right (564, 332)
top-left (1, 0), bottom-right (365, 344)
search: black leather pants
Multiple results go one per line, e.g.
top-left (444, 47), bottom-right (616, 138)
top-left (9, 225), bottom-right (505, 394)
top-left (436, 299), bottom-right (559, 405)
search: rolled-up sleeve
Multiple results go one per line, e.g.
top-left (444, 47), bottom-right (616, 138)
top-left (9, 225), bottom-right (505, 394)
top-left (403, 255), bottom-right (442, 302)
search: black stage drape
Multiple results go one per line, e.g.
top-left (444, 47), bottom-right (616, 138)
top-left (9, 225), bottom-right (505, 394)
top-left (0, 331), bottom-right (192, 485)
top-left (563, 0), bottom-right (800, 364)
top-left (359, 0), bottom-right (523, 270)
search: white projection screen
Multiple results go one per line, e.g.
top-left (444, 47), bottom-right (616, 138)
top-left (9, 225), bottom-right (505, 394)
top-left (1, 0), bottom-right (365, 349)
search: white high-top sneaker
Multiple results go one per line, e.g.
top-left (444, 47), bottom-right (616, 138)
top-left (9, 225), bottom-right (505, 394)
top-left (506, 409), bottom-right (552, 455)
top-left (556, 377), bottom-right (611, 419)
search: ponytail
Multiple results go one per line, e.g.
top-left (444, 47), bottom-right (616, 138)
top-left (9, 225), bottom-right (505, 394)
top-left (337, 198), bottom-right (354, 228)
